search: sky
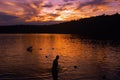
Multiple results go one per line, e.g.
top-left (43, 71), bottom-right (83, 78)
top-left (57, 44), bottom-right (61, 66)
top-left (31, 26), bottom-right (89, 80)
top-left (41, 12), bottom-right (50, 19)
top-left (0, 0), bottom-right (120, 25)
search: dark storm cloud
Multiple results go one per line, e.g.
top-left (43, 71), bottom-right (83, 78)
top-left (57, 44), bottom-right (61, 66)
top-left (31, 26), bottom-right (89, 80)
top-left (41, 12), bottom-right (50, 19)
top-left (78, 0), bottom-right (108, 9)
top-left (0, 12), bottom-right (18, 21)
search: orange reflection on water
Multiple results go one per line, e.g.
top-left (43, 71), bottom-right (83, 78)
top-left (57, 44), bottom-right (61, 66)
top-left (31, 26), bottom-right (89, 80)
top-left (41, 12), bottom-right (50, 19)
top-left (34, 34), bottom-right (82, 58)
top-left (0, 34), bottom-right (120, 80)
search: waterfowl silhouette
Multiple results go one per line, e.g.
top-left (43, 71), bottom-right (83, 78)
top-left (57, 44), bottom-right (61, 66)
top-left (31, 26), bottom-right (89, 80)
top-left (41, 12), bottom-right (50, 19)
top-left (27, 46), bottom-right (32, 52)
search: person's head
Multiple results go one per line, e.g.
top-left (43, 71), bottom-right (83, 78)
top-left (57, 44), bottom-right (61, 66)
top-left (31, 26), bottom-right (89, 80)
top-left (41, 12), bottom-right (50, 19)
top-left (56, 55), bottom-right (59, 60)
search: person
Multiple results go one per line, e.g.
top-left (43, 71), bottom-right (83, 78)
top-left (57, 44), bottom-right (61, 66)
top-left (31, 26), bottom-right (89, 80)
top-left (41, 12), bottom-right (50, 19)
top-left (52, 55), bottom-right (59, 80)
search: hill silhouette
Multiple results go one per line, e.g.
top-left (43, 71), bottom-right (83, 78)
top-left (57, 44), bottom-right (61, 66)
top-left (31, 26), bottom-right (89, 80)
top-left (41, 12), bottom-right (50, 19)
top-left (0, 13), bottom-right (120, 39)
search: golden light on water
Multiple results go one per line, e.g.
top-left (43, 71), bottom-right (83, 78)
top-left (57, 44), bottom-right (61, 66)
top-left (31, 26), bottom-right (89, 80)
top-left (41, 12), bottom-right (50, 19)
top-left (0, 34), bottom-right (120, 80)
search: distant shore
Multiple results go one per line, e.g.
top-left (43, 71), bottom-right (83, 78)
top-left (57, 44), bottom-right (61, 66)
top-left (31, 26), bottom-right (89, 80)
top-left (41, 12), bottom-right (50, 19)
top-left (0, 14), bottom-right (120, 40)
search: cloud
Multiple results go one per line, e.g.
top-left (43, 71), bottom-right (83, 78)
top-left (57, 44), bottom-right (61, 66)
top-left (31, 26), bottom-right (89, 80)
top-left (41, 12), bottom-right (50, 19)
top-left (0, 0), bottom-right (120, 25)
top-left (0, 12), bottom-right (18, 21)
top-left (48, 13), bottom-right (60, 17)
top-left (0, 12), bottom-right (24, 25)
top-left (11, 1), bottom-right (45, 19)
top-left (56, 2), bottom-right (75, 12)
top-left (77, 0), bottom-right (108, 9)
top-left (42, 2), bottom-right (53, 8)
top-left (62, 0), bottom-right (75, 2)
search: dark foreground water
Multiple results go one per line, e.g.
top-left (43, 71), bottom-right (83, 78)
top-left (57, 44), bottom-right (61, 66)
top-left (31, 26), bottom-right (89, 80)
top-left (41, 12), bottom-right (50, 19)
top-left (0, 34), bottom-right (120, 80)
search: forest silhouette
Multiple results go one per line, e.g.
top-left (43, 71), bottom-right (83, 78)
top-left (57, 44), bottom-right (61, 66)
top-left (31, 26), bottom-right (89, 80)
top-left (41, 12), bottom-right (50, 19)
top-left (0, 13), bottom-right (120, 39)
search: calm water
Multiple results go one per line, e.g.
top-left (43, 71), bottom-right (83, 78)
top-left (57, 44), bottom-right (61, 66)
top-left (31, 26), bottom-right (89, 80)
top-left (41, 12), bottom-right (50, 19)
top-left (0, 34), bottom-right (120, 80)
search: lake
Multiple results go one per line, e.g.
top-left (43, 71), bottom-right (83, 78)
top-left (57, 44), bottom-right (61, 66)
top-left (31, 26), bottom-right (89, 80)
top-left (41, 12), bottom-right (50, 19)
top-left (0, 34), bottom-right (120, 80)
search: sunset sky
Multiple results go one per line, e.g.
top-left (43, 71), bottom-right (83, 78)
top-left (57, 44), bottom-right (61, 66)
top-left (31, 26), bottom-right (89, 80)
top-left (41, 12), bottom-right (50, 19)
top-left (0, 0), bottom-right (120, 25)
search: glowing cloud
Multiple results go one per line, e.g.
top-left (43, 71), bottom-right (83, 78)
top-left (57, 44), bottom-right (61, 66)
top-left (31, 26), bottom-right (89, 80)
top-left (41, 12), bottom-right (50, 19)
top-left (0, 0), bottom-right (120, 25)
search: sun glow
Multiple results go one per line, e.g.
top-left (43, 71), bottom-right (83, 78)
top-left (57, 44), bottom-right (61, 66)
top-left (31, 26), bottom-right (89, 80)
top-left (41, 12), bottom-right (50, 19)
top-left (55, 16), bottom-right (64, 21)
top-left (0, 0), bottom-right (120, 24)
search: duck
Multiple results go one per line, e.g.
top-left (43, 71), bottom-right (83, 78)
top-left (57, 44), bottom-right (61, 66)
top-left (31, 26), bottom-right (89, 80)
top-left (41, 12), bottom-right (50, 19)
top-left (27, 46), bottom-right (32, 52)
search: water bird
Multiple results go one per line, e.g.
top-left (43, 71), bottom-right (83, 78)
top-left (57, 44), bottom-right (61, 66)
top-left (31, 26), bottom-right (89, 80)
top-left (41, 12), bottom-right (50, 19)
top-left (52, 48), bottom-right (55, 50)
top-left (40, 48), bottom-right (42, 50)
top-left (27, 46), bottom-right (32, 52)
top-left (45, 56), bottom-right (48, 58)
top-left (74, 66), bottom-right (77, 69)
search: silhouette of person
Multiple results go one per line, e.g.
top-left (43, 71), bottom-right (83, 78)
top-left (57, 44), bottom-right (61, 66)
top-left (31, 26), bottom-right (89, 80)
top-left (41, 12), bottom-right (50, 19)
top-left (52, 55), bottom-right (59, 80)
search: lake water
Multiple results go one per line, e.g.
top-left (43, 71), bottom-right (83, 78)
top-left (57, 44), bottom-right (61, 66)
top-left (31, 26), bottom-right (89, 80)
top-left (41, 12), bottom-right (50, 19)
top-left (0, 34), bottom-right (120, 80)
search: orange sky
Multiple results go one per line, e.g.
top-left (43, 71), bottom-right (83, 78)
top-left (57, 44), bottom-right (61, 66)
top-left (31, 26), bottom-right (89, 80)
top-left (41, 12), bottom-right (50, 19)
top-left (0, 0), bottom-right (120, 25)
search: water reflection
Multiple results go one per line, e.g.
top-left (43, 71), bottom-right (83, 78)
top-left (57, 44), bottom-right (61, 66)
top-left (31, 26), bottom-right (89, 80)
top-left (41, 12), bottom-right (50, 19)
top-left (0, 34), bottom-right (120, 80)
